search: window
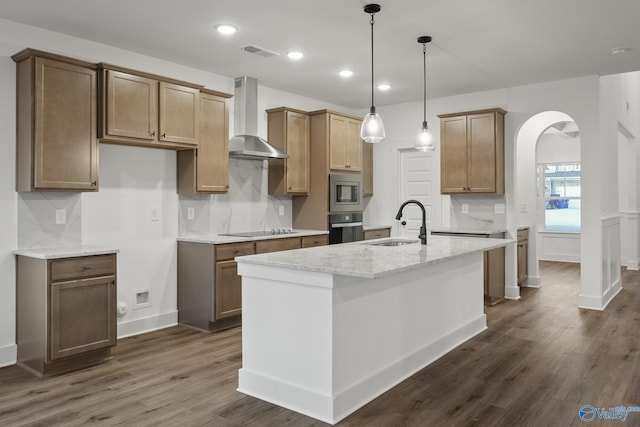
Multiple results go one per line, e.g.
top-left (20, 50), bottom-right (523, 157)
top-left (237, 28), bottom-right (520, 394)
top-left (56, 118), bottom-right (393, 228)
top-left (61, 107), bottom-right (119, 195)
top-left (538, 163), bottom-right (580, 232)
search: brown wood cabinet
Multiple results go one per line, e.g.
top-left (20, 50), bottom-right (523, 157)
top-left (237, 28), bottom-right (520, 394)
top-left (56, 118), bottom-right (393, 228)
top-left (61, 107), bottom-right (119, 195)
top-left (178, 235), bottom-right (327, 331)
top-left (364, 227), bottom-right (391, 240)
top-left (267, 107), bottom-right (310, 195)
top-left (16, 253), bottom-right (117, 376)
top-left (517, 228), bottom-right (529, 284)
top-left (438, 108), bottom-right (506, 194)
top-left (177, 90), bottom-right (232, 194)
top-left (328, 113), bottom-right (363, 172)
top-left (99, 66), bottom-right (201, 150)
top-left (13, 49), bottom-right (98, 192)
top-left (363, 140), bottom-right (374, 196)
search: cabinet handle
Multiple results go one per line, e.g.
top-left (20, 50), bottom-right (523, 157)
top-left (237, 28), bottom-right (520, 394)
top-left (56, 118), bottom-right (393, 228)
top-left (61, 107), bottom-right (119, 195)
top-left (111, 280), bottom-right (116, 286)
top-left (91, 181), bottom-right (97, 187)
top-left (82, 266), bottom-right (91, 271)
top-left (288, 186), bottom-right (292, 190)
top-left (151, 131), bottom-right (156, 137)
top-left (162, 133), bottom-right (166, 138)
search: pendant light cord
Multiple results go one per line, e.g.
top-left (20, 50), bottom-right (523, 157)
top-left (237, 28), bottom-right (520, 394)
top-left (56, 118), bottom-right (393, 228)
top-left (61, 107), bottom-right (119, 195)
top-left (422, 42), bottom-right (427, 127)
top-left (369, 13), bottom-right (376, 114)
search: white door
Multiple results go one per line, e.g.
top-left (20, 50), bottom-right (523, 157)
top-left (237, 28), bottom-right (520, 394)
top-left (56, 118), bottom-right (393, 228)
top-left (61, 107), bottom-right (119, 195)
top-left (398, 149), bottom-right (440, 237)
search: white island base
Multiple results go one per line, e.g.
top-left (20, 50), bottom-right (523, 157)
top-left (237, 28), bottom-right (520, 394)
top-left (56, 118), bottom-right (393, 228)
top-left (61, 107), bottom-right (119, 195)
top-left (237, 250), bottom-right (487, 424)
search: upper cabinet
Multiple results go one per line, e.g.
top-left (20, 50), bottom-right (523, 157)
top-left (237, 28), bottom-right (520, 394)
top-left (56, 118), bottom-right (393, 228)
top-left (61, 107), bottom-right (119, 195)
top-left (13, 49), bottom-right (98, 192)
top-left (362, 141), bottom-right (373, 196)
top-left (267, 107), bottom-right (310, 195)
top-left (99, 66), bottom-right (201, 150)
top-left (438, 108), bottom-right (506, 194)
top-left (177, 90), bottom-right (232, 194)
top-left (328, 113), bottom-right (363, 172)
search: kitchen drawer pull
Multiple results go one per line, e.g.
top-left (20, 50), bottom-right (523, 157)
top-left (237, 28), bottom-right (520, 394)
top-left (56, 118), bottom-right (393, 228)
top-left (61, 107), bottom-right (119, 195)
top-left (331, 222), bottom-right (363, 228)
top-left (151, 131), bottom-right (156, 137)
top-left (162, 133), bottom-right (166, 138)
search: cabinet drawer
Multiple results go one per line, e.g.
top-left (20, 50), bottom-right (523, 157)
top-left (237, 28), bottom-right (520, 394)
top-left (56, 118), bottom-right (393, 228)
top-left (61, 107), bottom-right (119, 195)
top-left (50, 254), bottom-right (116, 282)
top-left (301, 235), bottom-right (329, 248)
top-left (216, 242), bottom-right (255, 261)
top-left (364, 228), bottom-right (391, 240)
top-left (255, 237), bottom-right (301, 254)
top-left (517, 228), bottom-right (529, 242)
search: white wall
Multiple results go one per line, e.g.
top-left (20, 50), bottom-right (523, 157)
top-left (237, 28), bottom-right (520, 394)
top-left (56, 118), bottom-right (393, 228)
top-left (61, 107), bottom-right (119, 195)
top-left (0, 56), bottom-right (17, 367)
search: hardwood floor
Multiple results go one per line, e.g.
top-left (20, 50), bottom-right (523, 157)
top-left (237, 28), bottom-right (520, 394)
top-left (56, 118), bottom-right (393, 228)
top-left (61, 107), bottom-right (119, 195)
top-left (2, 261), bottom-right (639, 426)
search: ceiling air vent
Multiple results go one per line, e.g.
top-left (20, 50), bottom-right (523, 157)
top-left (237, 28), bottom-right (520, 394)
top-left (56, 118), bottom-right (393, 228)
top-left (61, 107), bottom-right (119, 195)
top-left (240, 44), bottom-right (280, 58)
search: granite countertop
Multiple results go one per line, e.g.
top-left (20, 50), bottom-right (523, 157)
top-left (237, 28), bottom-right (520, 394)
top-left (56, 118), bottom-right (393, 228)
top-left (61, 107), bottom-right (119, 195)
top-left (13, 245), bottom-right (120, 259)
top-left (235, 235), bottom-right (514, 279)
top-left (177, 229), bottom-right (329, 245)
top-left (430, 227), bottom-right (508, 235)
top-left (363, 224), bottom-right (392, 231)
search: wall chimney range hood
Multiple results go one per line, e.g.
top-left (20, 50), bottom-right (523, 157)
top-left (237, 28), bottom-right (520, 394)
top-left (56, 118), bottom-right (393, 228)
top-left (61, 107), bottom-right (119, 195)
top-left (229, 76), bottom-right (288, 160)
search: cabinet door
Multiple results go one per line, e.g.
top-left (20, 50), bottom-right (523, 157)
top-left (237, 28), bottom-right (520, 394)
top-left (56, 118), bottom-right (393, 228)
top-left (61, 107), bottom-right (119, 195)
top-left (329, 114), bottom-right (348, 170)
top-left (362, 140), bottom-right (373, 196)
top-left (196, 93), bottom-right (228, 192)
top-left (215, 260), bottom-right (242, 319)
top-left (105, 70), bottom-right (158, 140)
top-left (50, 276), bottom-right (116, 360)
top-left (285, 111), bottom-right (310, 193)
top-left (345, 119), bottom-right (363, 171)
top-left (467, 112), bottom-right (496, 193)
top-left (440, 115), bottom-right (468, 193)
top-left (159, 82), bottom-right (199, 146)
top-left (33, 58), bottom-right (98, 190)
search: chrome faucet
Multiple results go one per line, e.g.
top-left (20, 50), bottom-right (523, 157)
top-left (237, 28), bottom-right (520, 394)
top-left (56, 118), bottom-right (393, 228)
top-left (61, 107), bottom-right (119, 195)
top-left (395, 200), bottom-right (427, 245)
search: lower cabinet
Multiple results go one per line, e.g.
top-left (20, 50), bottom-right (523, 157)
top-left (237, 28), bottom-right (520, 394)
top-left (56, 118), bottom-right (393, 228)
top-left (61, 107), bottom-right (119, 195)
top-left (431, 231), bottom-right (505, 305)
top-left (178, 234), bottom-right (328, 332)
top-left (17, 253), bottom-right (117, 376)
top-left (517, 228), bottom-right (529, 285)
top-left (363, 227), bottom-right (391, 240)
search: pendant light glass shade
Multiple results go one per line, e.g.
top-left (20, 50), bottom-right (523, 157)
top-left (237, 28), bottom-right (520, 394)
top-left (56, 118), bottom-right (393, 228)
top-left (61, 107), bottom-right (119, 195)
top-left (414, 36), bottom-right (435, 152)
top-left (361, 4), bottom-right (385, 144)
top-left (362, 109), bottom-right (385, 143)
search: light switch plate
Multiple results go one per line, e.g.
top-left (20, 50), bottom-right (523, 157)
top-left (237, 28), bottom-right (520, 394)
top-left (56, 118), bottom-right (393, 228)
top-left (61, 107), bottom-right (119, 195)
top-left (520, 203), bottom-right (528, 213)
top-left (278, 205), bottom-right (285, 216)
top-left (187, 207), bottom-right (195, 220)
top-left (461, 204), bottom-right (469, 214)
top-left (55, 209), bottom-right (66, 225)
top-left (494, 204), bottom-right (506, 214)
top-left (151, 207), bottom-right (160, 222)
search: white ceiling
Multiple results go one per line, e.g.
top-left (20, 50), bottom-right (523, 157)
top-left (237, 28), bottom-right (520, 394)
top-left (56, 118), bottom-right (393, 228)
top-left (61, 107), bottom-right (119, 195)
top-left (1, 0), bottom-right (640, 109)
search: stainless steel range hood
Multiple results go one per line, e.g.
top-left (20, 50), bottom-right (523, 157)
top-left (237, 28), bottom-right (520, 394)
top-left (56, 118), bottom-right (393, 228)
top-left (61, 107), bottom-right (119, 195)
top-left (229, 76), bottom-right (288, 160)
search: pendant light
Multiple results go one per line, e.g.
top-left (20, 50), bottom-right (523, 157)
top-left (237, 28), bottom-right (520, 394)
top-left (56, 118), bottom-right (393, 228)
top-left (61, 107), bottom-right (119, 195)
top-left (415, 36), bottom-right (435, 152)
top-left (361, 4), bottom-right (385, 144)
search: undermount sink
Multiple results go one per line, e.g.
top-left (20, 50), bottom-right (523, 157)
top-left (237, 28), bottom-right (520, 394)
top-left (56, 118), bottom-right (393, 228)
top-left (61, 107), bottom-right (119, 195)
top-left (366, 239), bottom-right (420, 247)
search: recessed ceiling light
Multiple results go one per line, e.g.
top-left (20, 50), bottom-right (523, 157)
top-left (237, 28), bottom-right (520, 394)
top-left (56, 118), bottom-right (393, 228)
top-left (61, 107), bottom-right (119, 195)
top-left (610, 47), bottom-right (630, 55)
top-left (377, 83), bottom-right (391, 91)
top-left (339, 70), bottom-right (354, 78)
top-left (287, 51), bottom-right (304, 60)
top-left (215, 23), bottom-right (237, 35)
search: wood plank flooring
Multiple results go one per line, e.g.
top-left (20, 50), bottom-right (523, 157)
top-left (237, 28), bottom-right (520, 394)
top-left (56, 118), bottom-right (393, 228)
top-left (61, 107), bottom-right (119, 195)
top-left (2, 261), bottom-right (640, 426)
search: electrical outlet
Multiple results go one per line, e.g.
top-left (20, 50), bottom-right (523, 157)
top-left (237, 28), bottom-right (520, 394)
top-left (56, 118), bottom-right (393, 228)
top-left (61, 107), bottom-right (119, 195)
top-left (134, 290), bottom-right (151, 309)
top-left (494, 204), bottom-right (506, 214)
top-left (151, 207), bottom-right (160, 222)
top-left (461, 204), bottom-right (469, 214)
top-left (187, 207), bottom-right (195, 220)
top-left (520, 203), bottom-right (528, 213)
top-left (55, 209), bottom-right (66, 225)
top-left (278, 205), bottom-right (285, 216)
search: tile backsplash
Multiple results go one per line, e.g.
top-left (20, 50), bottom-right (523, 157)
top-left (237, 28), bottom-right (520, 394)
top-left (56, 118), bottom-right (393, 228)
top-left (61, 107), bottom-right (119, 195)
top-left (449, 194), bottom-right (506, 230)
top-left (18, 192), bottom-right (81, 248)
top-left (178, 158), bottom-right (292, 236)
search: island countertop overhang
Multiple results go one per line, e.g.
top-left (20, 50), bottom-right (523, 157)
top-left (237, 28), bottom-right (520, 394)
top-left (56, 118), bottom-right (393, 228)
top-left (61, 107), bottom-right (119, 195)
top-left (235, 235), bottom-right (514, 279)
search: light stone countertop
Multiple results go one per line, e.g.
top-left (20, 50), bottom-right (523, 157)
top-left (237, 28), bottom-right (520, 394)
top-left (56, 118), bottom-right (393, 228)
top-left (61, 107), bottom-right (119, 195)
top-left (177, 229), bottom-right (328, 245)
top-left (13, 245), bottom-right (120, 259)
top-left (430, 227), bottom-right (508, 235)
top-left (363, 224), bottom-right (392, 231)
top-left (235, 235), bottom-right (514, 279)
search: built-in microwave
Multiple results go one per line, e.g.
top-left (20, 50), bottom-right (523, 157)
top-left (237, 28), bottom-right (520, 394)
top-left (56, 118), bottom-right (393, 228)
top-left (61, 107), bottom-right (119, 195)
top-left (329, 174), bottom-right (363, 213)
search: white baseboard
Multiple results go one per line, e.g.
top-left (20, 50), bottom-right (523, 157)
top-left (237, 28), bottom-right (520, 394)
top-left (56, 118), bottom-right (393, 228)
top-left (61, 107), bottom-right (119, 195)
top-left (521, 276), bottom-right (541, 288)
top-left (117, 310), bottom-right (178, 339)
top-left (579, 280), bottom-right (622, 311)
top-left (505, 285), bottom-right (520, 300)
top-left (0, 343), bottom-right (17, 368)
top-left (623, 260), bottom-right (640, 270)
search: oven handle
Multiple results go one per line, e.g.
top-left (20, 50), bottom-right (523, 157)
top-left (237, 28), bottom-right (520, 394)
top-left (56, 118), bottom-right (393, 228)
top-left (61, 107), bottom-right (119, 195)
top-left (330, 222), bottom-right (363, 228)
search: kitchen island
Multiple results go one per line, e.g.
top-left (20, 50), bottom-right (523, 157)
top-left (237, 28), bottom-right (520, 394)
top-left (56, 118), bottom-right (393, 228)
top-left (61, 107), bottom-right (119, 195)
top-left (235, 235), bottom-right (512, 424)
